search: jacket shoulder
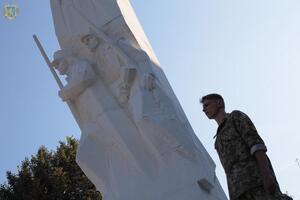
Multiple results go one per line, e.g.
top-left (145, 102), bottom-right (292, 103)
top-left (230, 110), bottom-right (245, 117)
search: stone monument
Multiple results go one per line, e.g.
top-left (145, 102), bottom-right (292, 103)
top-left (46, 0), bottom-right (227, 199)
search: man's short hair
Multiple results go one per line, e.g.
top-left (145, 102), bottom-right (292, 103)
top-left (200, 93), bottom-right (224, 105)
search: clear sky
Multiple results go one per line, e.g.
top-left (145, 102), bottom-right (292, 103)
top-left (1, 0), bottom-right (300, 199)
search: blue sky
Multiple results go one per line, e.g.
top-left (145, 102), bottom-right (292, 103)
top-left (1, 0), bottom-right (300, 198)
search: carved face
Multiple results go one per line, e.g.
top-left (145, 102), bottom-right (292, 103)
top-left (82, 34), bottom-right (99, 52)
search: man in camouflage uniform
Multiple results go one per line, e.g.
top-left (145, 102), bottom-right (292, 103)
top-left (200, 94), bottom-right (292, 200)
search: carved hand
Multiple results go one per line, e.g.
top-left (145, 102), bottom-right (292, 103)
top-left (119, 84), bottom-right (130, 104)
top-left (58, 89), bottom-right (70, 102)
top-left (144, 73), bottom-right (156, 91)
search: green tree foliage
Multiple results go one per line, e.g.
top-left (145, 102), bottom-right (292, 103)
top-left (0, 137), bottom-right (102, 200)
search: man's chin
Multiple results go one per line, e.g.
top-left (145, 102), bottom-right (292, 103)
top-left (206, 114), bottom-right (214, 119)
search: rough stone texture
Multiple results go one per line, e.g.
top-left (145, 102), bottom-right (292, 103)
top-left (50, 0), bottom-right (227, 199)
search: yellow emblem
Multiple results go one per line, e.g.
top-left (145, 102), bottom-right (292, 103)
top-left (3, 3), bottom-right (19, 20)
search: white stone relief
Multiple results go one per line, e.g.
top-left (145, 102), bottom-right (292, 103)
top-left (80, 32), bottom-right (136, 106)
top-left (49, 0), bottom-right (228, 199)
top-left (52, 49), bottom-right (97, 102)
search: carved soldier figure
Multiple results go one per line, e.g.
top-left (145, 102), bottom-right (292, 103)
top-left (52, 48), bottom-right (161, 200)
top-left (52, 49), bottom-right (97, 103)
top-left (80, 33), bottom-right (198, 159)
top-left (81, 32), bottom-right (136, 105)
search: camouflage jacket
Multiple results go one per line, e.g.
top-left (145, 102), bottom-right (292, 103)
top-left (214, 110), bottom-right (270, 200)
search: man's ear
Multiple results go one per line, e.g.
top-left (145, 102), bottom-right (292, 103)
top-left (217, 100), bottom-right (223, 108)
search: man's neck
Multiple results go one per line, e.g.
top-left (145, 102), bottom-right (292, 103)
top-left (214, 110), bottom-right (227, 126)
